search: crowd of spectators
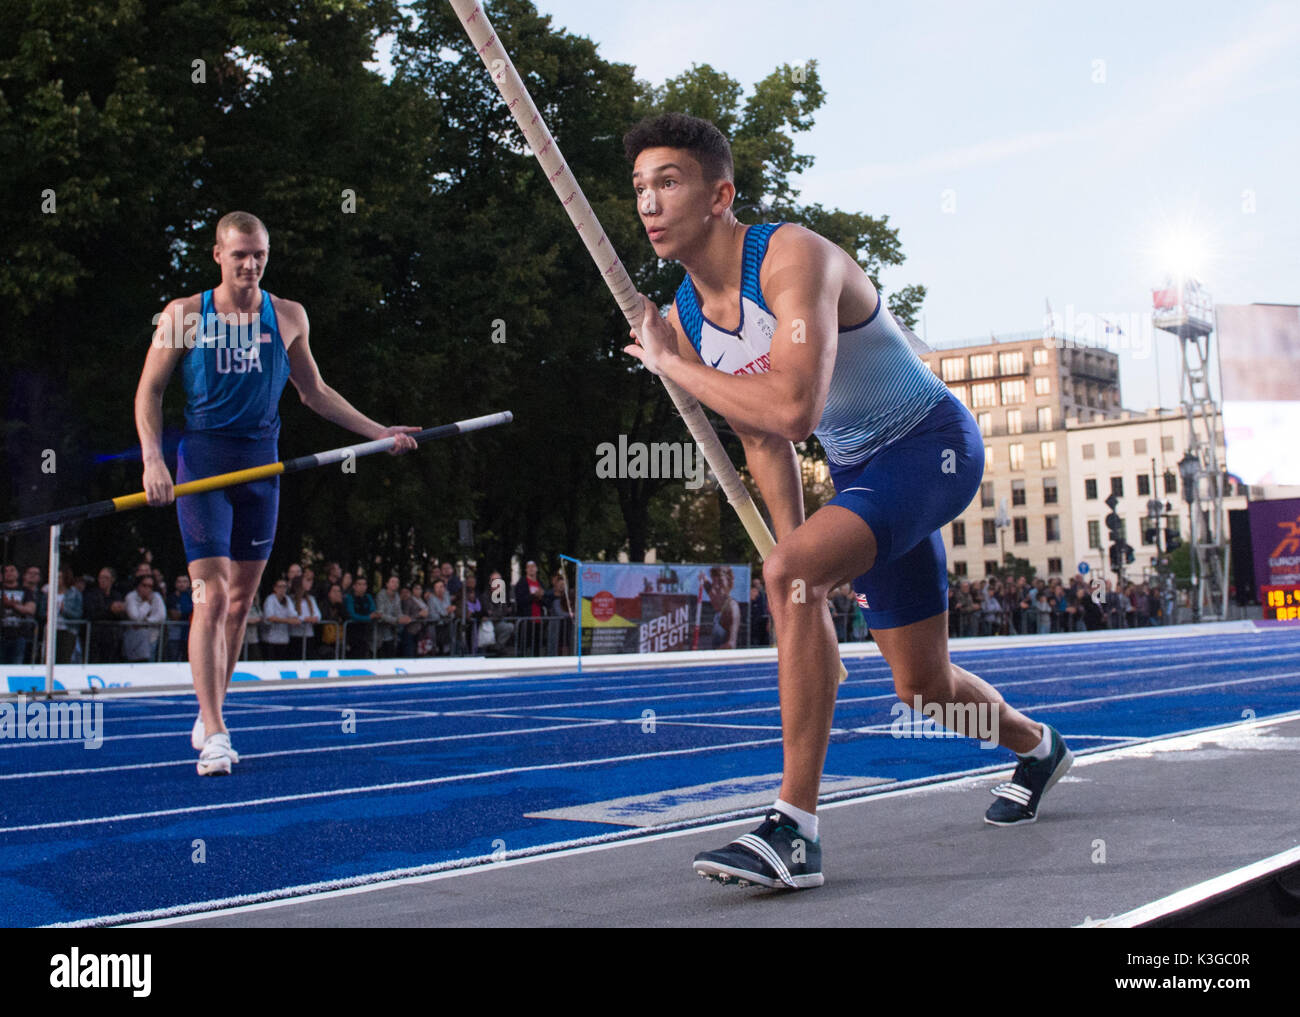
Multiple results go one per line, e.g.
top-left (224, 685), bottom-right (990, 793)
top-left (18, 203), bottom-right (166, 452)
top-left (1, 550), bottom-right (579, 665)
top-left (3, 549), bottom-right (1188, 667)
top-left (945, 573), bottom-right (1177, 638)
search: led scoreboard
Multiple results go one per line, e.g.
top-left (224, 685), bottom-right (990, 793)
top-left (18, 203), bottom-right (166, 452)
top-left (1262, 586), bottom-right (1300, 621)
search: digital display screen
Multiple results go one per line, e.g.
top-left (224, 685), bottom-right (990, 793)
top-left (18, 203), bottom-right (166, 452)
top-left (1261, 585), bottom-right (1300, 621)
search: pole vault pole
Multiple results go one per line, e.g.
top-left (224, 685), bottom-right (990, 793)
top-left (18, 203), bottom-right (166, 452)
top-left (448, 0), bottom-right (848, 681)
top-left (0, 411), bottom-right (513, 538)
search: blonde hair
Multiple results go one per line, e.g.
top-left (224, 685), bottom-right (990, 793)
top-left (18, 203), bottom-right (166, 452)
top-left (215, 211), bottom-right (268, 245)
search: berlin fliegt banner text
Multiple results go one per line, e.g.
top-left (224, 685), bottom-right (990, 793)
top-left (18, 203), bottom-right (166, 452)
top-left (579, 562), bottom-right (752, 655)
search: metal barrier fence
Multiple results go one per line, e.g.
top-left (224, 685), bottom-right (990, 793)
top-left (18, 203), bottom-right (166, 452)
top-left (0, 599), bottom-right (1248, 667)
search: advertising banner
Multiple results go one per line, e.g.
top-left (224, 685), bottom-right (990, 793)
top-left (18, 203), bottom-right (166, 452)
top-left (578, 562), bottom-right (751, 655)
top-left (1248, 497), bottom-right (1300, 600)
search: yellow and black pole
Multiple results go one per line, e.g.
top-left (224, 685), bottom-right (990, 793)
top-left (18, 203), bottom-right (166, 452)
top-left (0, 411), bottom-right (513, 538)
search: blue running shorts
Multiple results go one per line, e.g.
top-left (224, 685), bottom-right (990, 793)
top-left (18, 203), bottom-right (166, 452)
top-left (175, 431), bottom-right (280, 563)
top-left (826, 391), bottom-right (984, 630)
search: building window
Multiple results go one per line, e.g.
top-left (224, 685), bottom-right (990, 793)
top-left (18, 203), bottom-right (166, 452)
top-left (985, 560), bottom-right (999, 576)
top-left (1082, 443), bottom-right (1095, 460)
top-left (1043, 477), bottom-right (1058, 504)
top-left (1006, 408), bottom-right (1023, 434)
top-left (985, 446), bottom-right (995, 470)
top-left (1001, 379), bottom-right (1026, 404)
top-left (981, 482), bottom-right (994, 508)
top-left (1045, 515), bottom-right (1060, 541)
top-left (1011, 479), bottom-right (1026, 506)
top-left (971, 382), bottom-right (998, 408)
top-left (1134, 438), bottom-right (1147, 454)
top-left (1013, 517), bottom-right (1028, 543)
top-left (1085, 478), bottom-right (1098, 500)
top-left (1040, 440), bottom-right (1057, 468)
top-left (1111, 476), bottom-right (1124, 497)
top-left (1033, 348), bottom-right (1049, 365)
top-left (952, 521), bottom-right (966, 546)
top-left (998, 351), bottom-right (1024, 375)
top-left (1162, 435), bottom-right (1175, 451)
top-left (1141, 521), bottom-right (1156, 545)
top-left (1137, 474), bottom-right (1150, 496)
top-left (1047, 557), bottom-right (1062, 575)
top-left (1037, 406), bottom-right (1053, 431)
top-left (949, 385), bottom-right (968, 407)
top-left (983, 520), bottom-right (998, 545)
top-left (940, 357), bottom-right (966, 381)
top-left (1088, 520), bottom-right (1101, 548)
top-left (977, 412), bottom-right (992, 436)
top-left (1107, 440), bottom-right (1121, 457)
top-left (1009, 443), bottom-right (1025, 470)
top-left (953, 561), bottom-right (968, 577)
top-left (1034, 376), bottom-right (1051, 395)
top-left (970, 353), bottom-right (995, 379)
top-left (1164, 470), bottom-right (1177, 495)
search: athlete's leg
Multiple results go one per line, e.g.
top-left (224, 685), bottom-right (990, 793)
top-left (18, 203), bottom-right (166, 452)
top-left (763, 504), bottom-right (878, 813)
top-left (870, 612), bottom-right (1041, 754)
top-left (188, 556), bottom-right (233, 737)
top-left (222, 558), bottom-right (269, 699)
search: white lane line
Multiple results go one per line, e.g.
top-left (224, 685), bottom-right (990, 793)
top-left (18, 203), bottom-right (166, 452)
top-left (96, 707), bottom-right (1300, 931)
top-left (0, 733), bottom-right (785, 835)
top-left (656, 664), bottom-right (1300, 722)
top-left (57, 709), bottom-right (1300, 929)
top-left (0, 720), bottom-right (620, 781)
top-left (1083, 847), bottom-right (1300, 927)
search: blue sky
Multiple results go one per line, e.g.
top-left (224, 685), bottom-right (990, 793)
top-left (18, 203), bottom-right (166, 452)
top-left (529, 0), bottom-right (1299, 411)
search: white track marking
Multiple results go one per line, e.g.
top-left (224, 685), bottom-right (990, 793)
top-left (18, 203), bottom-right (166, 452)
top-left (92, 708), bottom-right (1300, 929)
top-left (0, 733), bottom-right (786, 835)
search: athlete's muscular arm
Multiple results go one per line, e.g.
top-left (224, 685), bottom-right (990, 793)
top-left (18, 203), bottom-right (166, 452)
top-left (135, 296), bottom-right (197, 506)
top-left (650, 305), bottom-right (806, 542)
top-left (626, 227), bottom-right (842, 443)
top-left (278, 299), bottom-right (419, 454)
top-left (728, 417), bottom-right (805, 541)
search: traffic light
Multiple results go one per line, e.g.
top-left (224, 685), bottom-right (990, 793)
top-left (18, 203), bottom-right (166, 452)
top-left (1124, 544), bottom-right (1135, 565)
top-left (1166, 532), bottom-right (1182, 552)
top-left (1105, 493), bottom-right (1126, 572)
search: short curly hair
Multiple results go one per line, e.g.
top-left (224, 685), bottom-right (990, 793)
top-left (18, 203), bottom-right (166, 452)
top-left (623, 113), bottom-right (733, 183)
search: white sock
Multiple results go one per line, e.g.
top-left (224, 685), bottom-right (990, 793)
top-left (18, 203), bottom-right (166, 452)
top-left (1023, 724), bottom-right (1053, 760)
top-left (774, 799), bottom-right (819, 841)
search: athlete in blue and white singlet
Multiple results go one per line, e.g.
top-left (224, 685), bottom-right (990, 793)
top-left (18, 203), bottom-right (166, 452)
top-left (671, 221), bottom-right (975, 628)
top-left (623, 114), bottom-right (1072, 887)
top-left (135, 211), bottom-right (419, 776)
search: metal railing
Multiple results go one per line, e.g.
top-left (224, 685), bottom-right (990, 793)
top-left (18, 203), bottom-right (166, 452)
top-left (0, 596), bottom-right (1233, 667)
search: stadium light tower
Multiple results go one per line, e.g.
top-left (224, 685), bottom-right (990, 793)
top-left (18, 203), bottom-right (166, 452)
top-left (1152, 252), bottom-right (1228, 621)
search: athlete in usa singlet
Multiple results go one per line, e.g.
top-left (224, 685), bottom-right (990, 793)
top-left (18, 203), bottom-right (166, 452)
top-left (176, 289), bottom-right (292, 562)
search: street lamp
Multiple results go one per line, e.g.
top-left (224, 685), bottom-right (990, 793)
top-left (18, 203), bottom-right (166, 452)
top-left (1177, 451), bottom-right (1198, 504)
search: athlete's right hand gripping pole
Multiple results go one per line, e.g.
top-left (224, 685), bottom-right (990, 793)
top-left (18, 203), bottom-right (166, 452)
top-left (448, 0), bottom-right (848, 682)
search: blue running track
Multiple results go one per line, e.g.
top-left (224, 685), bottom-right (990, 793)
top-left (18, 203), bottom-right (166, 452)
top-left (2, 626), bottom-right (1298, 926)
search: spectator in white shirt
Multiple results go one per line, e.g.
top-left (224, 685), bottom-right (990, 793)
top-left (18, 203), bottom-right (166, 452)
top-left (123, 573), bottom-right (167, 662)
top-left (261, 578), bottom-right (296, 659)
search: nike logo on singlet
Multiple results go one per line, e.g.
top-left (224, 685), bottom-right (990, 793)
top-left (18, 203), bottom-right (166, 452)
top-left (251, 538), bottom-right (273, 546)
top-left (710, 352), bottom-right (725, 368)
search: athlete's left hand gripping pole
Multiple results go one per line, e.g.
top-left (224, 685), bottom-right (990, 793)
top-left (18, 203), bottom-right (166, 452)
top-left (0, 411), bottom-right (514, 537)
top-left (448, 0), bottom-right (848, 682)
